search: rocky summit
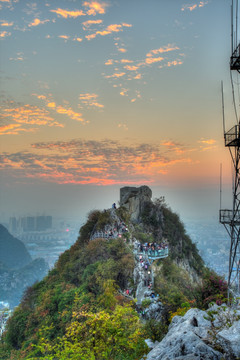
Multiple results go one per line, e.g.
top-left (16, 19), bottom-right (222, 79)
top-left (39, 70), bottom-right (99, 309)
top-left (0, 186), bottom-right (239, 359)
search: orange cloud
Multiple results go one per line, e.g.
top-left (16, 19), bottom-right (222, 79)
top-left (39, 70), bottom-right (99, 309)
top-left (107, 24), bottom-right (122, 32)
top-left (56, 106), bottom-right (84, 121)
top-left (199, 1), bottom-right (208, 7)
top-left (79, 93), bottom-right (104, 109)
top-left (118, 48), bottom-right (127, 53)
top-left (74, 37), bottom-right (83, 42)
top-left (105, 72), bottom-right (125, 78)
top-left (59, 35), bottom-right (70, 40)
top-left (28, 18), bottom-right (49, 27)
top-left (47, 102), bottom-right (56, 108)
top-left (0, 124), bottom-right (21, 135)
top-left (105, 59), bottom-right (114, 65)
top-left (50, 8), bottom-right (86, 18)
top-left (33, 94), bottom-right (86, 123)
top-left (166, 60), bottom-right (183, 67)
top-left (1, 139), bottom-right (195, 185)
top-left (198, 139), bottom-right (216, 145)
top-left (122, 23), bottom-right (132, 28)
top-left (83, 1), bottom-right (108, 15)
top-left (1, 21), bottom-right (13, 27)
top-left (181, 2), bottom-right (207, 11)
top-left (86, 23), bottom-right (132, 40)
top-left (120, 59), bottom-right (133, 63)
top-left (120, 88), bottom-right (128, 96)
top-left (0, 31), bottom-right (10, 38)
top-left (82, 19), bottom-right (103, 29)
top-left (145, 56), bottom-right (164, 64)
top-left (124, 65), bottom-right (139, 71)
top-left (146, 45), bottom-right (179, 57)
top-left (134, 74), bottom-right (142, 79)
top-left (3, 104), bottom-right (64, 128)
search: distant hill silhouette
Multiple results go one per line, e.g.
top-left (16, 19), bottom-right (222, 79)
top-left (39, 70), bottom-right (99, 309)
top-left (0, 224), bottom-right (32, 269)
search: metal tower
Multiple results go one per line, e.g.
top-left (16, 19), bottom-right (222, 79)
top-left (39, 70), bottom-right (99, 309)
top-left (219, 0), bottom-right (240, 296)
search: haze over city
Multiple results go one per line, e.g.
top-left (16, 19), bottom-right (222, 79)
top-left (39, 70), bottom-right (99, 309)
top-left (0, 0), bottom-right (238, 223)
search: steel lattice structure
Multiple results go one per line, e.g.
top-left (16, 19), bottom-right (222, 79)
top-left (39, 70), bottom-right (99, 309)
top-left (220, 126), bottom-right (240, 294)
top-left (219, 0), bottom-right (240, 296)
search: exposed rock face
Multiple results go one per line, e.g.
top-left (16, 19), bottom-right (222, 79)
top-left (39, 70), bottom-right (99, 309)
top-left (217, 320), bottom-right (240, 358)
top-left (145, 307), bottom-right (240, 360)
top-left (120, 186), bottom-right (152, 222)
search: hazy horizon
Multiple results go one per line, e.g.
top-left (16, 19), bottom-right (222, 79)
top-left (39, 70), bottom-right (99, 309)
top-left (1, 0), bottom-right (239, 228)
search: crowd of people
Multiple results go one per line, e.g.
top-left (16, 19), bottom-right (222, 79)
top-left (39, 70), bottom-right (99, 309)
top-left (137, 241), bottom-right (168, 258)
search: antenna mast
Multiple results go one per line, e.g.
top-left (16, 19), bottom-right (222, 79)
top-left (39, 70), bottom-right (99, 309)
top-left (220, 0), bottom-right (240, 298)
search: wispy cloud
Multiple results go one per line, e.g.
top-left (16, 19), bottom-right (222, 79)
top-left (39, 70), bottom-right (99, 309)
top-left (124, 65), bottom-right (139, 71)
top-left (28, 18), bottom-right (49, 27)
top-left (105, 59), bottom-right (114, 65)
top-left (9, 51), bottom-right (24, 61)
top-left (146, 45), bottom-right (179, 57)
top-left (32, 94), bottom-right (86, 123)
top-left (0, 123), bottom-right (21, 135)
top-left (79, 93), bottom-right (104, 109)
top-left (105, 72), bottom-right (126, 78)
top-left (118, 48), bottom-right (127, 53)
top-left (104, 42), bottom-right (182, 87)
top-left (82, 1), bottom-right (108, 16)
top-left (0, 139), bottom-right (193, 185)
top-left (85, 23), bottom-right (132, 40)
top-left (181, 1), bottom-right (208, 11)
top-left (118, 123), bottom-right (128, 131)
top-left (198, 138), bottom-right (216, 145)
top-left (1, 21), bottom-right (13, 27)
top-left (162, 140), bottom-right (188, 155)
top-left (0, 30), bottom-right (11, 38)
top-left (198, 138), bottom-right (217, 151)
top-left (82, 19), bottom-right (103, 29)
top-left (145, 56), bottom-right (164, 65)
top-left (50, 8), bottom-right (86, 18)
top-left (73, 37), bottom-right (83, 42)
top-left (58, 35), bottom-right (70, 40)
top-left (2, 103), bottom-right (64, 130)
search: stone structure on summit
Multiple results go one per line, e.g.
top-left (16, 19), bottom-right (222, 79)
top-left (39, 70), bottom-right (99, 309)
top-left (120, 185), bottom-right (152, 222)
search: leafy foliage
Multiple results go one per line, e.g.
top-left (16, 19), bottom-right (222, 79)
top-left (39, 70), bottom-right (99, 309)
top-left (195, 269), bottom-right (228, 309)
top-left (31, 305), bottom-right (147, 360)
top-left (1, 197), bottom-right (219, 359)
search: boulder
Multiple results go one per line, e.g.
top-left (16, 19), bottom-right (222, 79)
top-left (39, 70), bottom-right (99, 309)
top-left (144, 301), bottom-right (164, 321)
top-left (217, 319), bottom-right (240, 358)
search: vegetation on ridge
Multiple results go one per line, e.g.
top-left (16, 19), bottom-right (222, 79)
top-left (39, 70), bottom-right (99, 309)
top-left (0, 199), bottom-right (228, 359)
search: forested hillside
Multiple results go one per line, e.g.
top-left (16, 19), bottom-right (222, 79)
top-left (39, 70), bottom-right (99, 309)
top-left (0, 190), bottom-right (227, 360)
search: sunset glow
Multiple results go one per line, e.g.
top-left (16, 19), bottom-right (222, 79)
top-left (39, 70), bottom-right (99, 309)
top-left (0, 0), bottom-right (236, 219)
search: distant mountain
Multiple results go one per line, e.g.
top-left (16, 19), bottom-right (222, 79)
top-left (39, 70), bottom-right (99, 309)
top-left (0, 224), bottom-right (49, 307)
top-left (0, 224), bottom-right (32, 270)
top-left (0, 257), bottom-right (49, 307)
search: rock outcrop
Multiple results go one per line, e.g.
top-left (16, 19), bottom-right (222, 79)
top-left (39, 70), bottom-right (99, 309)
top-left (120, 186), bottom-right (152, 222)
top-left (145, 306), bottom-right (240, 360)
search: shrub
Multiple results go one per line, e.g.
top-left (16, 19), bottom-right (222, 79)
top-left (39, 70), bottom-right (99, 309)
top-left (195, 269), bottom-right (228, 309)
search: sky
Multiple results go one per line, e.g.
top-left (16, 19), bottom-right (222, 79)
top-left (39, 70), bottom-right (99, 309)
top-left (1, 0), bottom-right (240, 224)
